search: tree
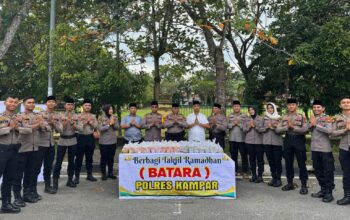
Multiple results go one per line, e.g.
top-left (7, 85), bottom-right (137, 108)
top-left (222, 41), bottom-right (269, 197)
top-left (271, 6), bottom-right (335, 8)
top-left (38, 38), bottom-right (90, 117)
top-left (126, 0), bottom-right (204, 101)
top-left (246, 0), bottom-right (349, 113)
top-left (180, 0), bottom-right (229, 110)
top-left (0, 0), bottom-right (33, 59)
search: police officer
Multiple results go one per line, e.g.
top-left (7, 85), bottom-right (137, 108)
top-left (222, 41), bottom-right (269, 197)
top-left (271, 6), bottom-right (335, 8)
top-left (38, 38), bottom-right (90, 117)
top-left (98, 104), bottom-right (119, 180)
top-left (52, 97), bottom-right (82, 191)
top-left (243, 106), bottom-right (264, 183)
top-left (120, 103), bottom-right (142, 144)
top-left (332, 96), bottom-right (350, 205)
top-left (74, 99), bottom-right (98, 183)
top-left (141, 101), bottom-right (163, 141)
top-left (13, 96), bottom-right (43, 204)
top-left (164, 103), bottom-right (187, 141)
top-left (36, 95), bottom-right (62, 194)
top-left (309, 100), bottom-right (334, 203)
top-left (276, 98), bottom-right (309, 195)
top-left (228, 100), bottom-right (248, 177)
top-left (0, 95), bottom-right (21, 213)
top-left (208, 103), bottom-right (227, 148)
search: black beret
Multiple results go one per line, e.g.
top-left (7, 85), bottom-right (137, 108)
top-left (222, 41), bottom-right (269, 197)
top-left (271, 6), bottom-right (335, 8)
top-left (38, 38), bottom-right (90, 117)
top-left (192, 100), bottom-right (201, 105)
top-left (151, 100), bottom-right (158, 106)
top-left (83, 99), bottom-right (92, 104)
top-left (172, 103), bottom-right (179, 107)
top-left (129, 103), bottom-right (137, 108)
top-left (213, 103), bottom-right (221, 109)
top-left (46, 95), bottom-right (56, 102)
top-left (232, 100), bottom-right (241, 105)
top-left (287, 98), bottom-right (297, 104)
top-left (64, 97), bottom-right (75, 104)
top-left (312, 99), bottom-right (323, 106)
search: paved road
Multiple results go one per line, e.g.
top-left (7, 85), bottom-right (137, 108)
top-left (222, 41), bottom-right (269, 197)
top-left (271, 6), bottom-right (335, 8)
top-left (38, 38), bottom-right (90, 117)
top-left (1, 175), bottom-right (349, 220)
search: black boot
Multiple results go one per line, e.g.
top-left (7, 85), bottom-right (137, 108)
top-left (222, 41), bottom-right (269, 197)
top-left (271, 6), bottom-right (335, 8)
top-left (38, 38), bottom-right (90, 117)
top-left (32, 187), bottom-right (42, 201)
top-left (255, 175), bottom-right (263, 183)
top-left (273, 179), bottom-right (282, 187)
top-left (337, 192), bottom-right (350, 205)
top-left (44, 179), bottom-right (56, 194)
top-left (249, 174), bottom-right (257, 183)
top-left (13, 192), bottom-right (26, 208)
top-left (86, 172), bottom-right (97, 182)
top-left (52, 178), bottom-right (59, 193)
top-left (66, 177), bottom-right (77, 188)
top-left (311, 190), bottom-right (325, 198)
top-left (107, 171), bottom-right (116, 179)
top-left (322, 193), bottom-right (334, 203)
top-left (268, 178), bottom-right (276, 186)
top-left (282, 182), bottom-right (295, 191)
top-left (300, 183), bottom-right (308, 195)
top-left (1, 199), bottom-right (20, 214)
top-left (101, 172), bottom-right (107, 181)
top-left (73, 173), bottom-right (80, 185)
top-left (23, 189), bottom-right (37, 203)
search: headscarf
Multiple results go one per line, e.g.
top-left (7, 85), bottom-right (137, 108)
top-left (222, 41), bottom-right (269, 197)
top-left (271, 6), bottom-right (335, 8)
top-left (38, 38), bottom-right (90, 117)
top-left (265, 102), bottom-right (280, 119)
top-left (102, 104), bottom-right (114, 118)
top-left (248, 106), bottom-right (257, 119)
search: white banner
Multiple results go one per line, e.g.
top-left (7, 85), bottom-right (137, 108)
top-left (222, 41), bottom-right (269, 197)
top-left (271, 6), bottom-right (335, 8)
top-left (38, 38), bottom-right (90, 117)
top-left (119, 153), bottom-right (236, 199)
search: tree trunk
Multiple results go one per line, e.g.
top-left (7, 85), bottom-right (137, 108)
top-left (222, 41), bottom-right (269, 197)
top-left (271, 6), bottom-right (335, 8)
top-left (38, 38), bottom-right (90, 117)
top-left (0, 0), bottom-right (33, 59)
top-left (116, 105), bottom-right (122, 137)
top-left (214, 47), bottom-right (226, 112)
top-left (153, 55), bottom-right (161, 101)
top-left (285, 70), bottom-right (290, 97)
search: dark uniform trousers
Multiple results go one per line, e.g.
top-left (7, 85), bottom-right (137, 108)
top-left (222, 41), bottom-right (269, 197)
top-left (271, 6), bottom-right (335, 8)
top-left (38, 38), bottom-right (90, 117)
top-left (99, 144), bottom-right (116, 174)
top-left (0, 144), bottom-right (19, 200)
top-left (123, 138), bottom-right (143, 145)
top-left (312, 151), bottom-right (335, 193)
top-left (35, 145), bottom-right (55, 183)
top-left (165, 132), bottom-right (185, 142)
top-left (283, 134), bottom-right (308, 184)
top-left (13, 151), bottom-right (41, 195)
top-left (53, 145), bottom-right (77, 178)
top-left (209, 132), bottom-right (225, 149)
top-left (229, 141), bottom-right (248, 172)
top-left (339, 148), bottom-right (350, 193)
top-left (75, 134), bottom-right (95, 174)
top-left (247, 144), bottom-right (264, 176)
top-left (264, 145), bottom-right (283, 180)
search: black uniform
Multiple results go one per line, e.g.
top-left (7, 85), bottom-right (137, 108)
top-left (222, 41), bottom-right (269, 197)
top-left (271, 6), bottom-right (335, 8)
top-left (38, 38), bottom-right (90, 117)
top-left (276, 113), bottom-right (309, 185)
top-left (0, 112), bottom-right (21, 209)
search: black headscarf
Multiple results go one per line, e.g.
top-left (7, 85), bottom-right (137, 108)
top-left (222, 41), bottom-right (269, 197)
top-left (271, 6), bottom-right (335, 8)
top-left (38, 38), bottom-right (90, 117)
top-left (102, 104), bottom-right (114, 118)
top-left (249, 106), bottom-right (257, 119)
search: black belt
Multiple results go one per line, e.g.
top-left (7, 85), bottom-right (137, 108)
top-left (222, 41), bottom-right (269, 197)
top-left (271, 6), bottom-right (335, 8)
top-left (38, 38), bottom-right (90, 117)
top-left (78, 134), bottom-right (93, 137)
top-left (166, 131), bottom-right (185, 135)
top-left (286, 134), bottom-right (305, 138)
top-left (0, 144), bottom-right (20, 150)
top-left (60, 134), bottom-right (76, 139)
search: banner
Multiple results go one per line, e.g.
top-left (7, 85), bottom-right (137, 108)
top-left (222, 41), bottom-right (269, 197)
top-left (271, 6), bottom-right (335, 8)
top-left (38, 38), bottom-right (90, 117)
top-left (119, 153), bottom-right (236, 199)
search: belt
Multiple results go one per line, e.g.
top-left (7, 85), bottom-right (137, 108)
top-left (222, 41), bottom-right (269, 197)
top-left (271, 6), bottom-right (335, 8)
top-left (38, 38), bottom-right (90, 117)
top-left (211, 131), bottom-right (226, 135)
top-left (78, 134), bottom-right (93, 137)
top-left (166, 131), bottom-right (185, 135)
top-left (0, 144), bottom-right (20, 150)
top-left (60, 134), bottom-right (76, 139)
top-left (285, 134), bottom-right (305, 138)
top-left (124, 138), bottom-right (142, 143)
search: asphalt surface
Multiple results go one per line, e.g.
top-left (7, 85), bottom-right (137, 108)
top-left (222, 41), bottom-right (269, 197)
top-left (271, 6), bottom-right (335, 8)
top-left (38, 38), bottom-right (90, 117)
top-left (1, 175), bottom-right (350, 220)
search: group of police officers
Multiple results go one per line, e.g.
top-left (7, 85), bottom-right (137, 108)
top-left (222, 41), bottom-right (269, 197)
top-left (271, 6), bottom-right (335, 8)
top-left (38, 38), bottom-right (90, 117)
top-left (0, 94), bottom-right (349, 214)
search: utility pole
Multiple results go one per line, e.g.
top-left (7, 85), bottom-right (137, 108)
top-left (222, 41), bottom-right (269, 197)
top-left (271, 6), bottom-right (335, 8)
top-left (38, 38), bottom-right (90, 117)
top-left (48, 0), bottom-right (56, 96)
